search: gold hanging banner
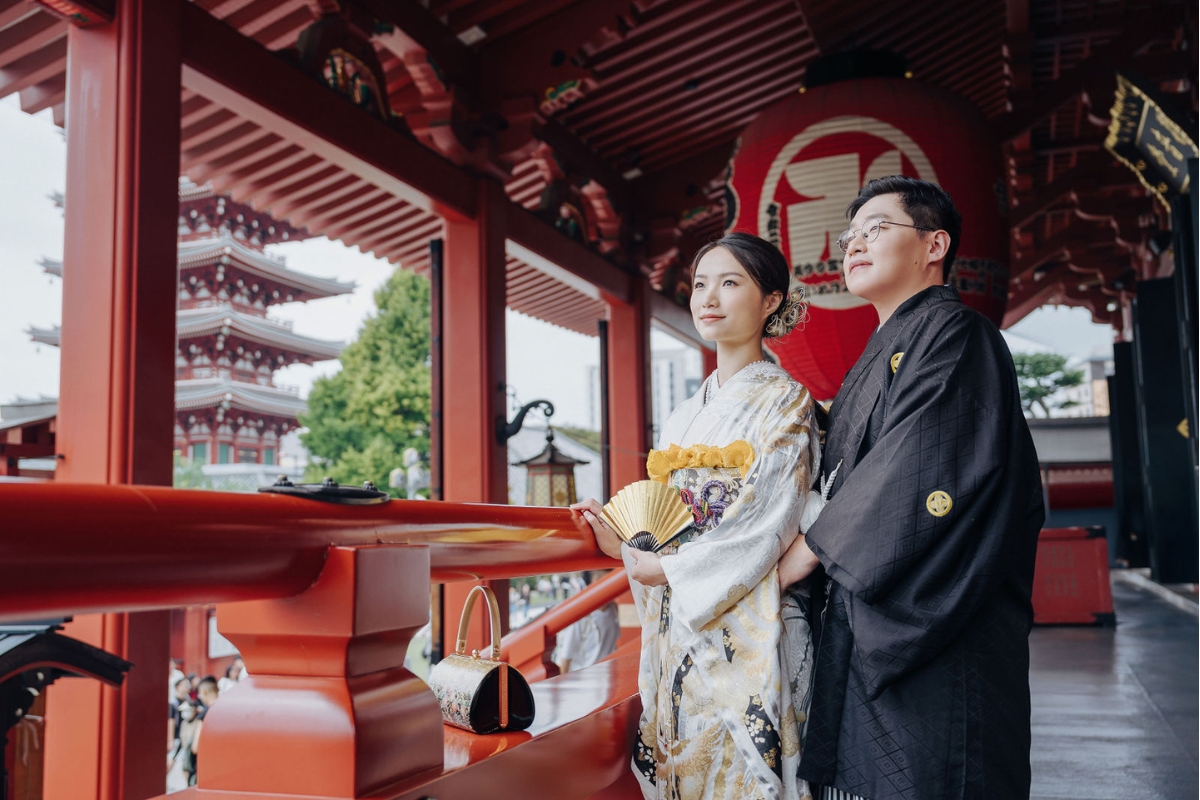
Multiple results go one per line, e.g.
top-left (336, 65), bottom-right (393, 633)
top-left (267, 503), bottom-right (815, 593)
top-left (1105, 74), bottom-right (1198, 208)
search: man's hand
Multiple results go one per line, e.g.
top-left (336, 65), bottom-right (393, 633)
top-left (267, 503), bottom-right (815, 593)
top-left (628, 550), bottom-right (667, 587)
top-left (779, 533), bottom-right (820, 589)
top-left (569, 498), bottom-right (623, 559)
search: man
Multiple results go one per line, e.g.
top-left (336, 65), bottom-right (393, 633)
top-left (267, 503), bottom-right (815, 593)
top-left (780, 176), bottom-right (1044, 800)
top-left (184, 676), bottom-right (221, 786)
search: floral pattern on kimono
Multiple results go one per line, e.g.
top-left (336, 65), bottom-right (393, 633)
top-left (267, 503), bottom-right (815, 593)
top-left (624, 362), bottom-right (821, 800)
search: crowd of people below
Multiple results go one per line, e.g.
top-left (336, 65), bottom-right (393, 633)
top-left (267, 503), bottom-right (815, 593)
top-left (167, 657), bottom-right (247, 790)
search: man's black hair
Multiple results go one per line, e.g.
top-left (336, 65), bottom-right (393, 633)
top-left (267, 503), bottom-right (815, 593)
top-left (846, 176), bottom-right (962, 283)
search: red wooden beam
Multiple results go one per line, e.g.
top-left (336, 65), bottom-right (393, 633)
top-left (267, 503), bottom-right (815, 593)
top-left (605, 280), bottom-right (652, 491)
top-left (1009, 151), bottom-right (1121, 230)
top-left (0, 442), bottom-right (55, 458)
top-left (650, 289), bottom-right (712, 353)
top-left (177, 0), bottom-right (476, 218)
top-left (504, 201), bottom-right (633, 303)
top-left (501, 568), bottom-right (630, 678)
top-left (0, 481), bottom-right (609, 624)
top-left (45, 2), bottom-right (183, 798)
top-left (1002, 273), bottom-right (1092, 329)
top-left (998, 18), bottom-right (1181, 142)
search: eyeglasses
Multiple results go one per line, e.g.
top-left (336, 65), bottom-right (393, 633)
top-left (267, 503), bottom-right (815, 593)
top-left (836, 221), bottom-right (936, 254)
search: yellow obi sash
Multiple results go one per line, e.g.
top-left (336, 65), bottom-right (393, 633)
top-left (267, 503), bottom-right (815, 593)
top-left (646, 441), bottom-right (755, 485)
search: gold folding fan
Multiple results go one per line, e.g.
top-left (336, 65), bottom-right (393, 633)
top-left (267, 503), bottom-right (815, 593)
top-left (600, 480), bottom-right (694, 552)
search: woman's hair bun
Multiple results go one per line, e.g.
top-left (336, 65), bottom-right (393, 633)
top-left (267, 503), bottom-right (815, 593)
top-left (764, 281), bottom-right (808, 339)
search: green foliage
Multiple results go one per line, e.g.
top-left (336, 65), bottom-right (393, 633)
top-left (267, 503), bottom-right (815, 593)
top-left (173, 451), bottom-right (212, 490)
top-left (301, 268), bottom-right (431, 493)
top-left (1012, 352), bottom-right (1085, 418)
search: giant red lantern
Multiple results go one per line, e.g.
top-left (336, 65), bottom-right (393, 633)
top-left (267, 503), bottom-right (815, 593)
top-left (726, 77), bottom-right (1008, 401)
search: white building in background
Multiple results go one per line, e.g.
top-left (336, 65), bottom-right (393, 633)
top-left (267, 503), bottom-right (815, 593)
top-left (585, 331), bottom-right (705, 439)
top-left (1057, 353), bottom-right (1115, 418)
top-left (1002, 331), bottom-right (1113, 418)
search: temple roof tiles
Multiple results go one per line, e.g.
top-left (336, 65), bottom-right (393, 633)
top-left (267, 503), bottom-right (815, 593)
top-left (175, 379), bottom-right (307, 418)
top-left (177, 306), bottom-right (344, 360)
top-left (0, 396), bottom-right (59, 433)
top-left (177, 234), bottom-right (354, 299)
top-left (27, 325), bottom-right (61, 347)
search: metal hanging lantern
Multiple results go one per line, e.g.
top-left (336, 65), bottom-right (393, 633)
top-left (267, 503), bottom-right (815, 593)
top-left (517, 429), bottom-right (588, 507)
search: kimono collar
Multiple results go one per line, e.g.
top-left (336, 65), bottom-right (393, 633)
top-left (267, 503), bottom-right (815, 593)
top-left (824, 285), bottom-right (960, 473)
top-left (878, 285), bottom-right (961, 336)
top-left (703, 360), bottom-right (785, 403)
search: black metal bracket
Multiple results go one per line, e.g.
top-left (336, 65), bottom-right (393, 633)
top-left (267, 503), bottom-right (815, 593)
top-left (0, 620), bottom-right (134, 799)
top-left (258, 475), bottom-right (391, 505)
top-left (497, 399), bottom-right (555, 445)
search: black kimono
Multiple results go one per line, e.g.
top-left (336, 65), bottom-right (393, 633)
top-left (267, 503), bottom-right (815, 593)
top-left (798, 285), bottom-right (1044, 800)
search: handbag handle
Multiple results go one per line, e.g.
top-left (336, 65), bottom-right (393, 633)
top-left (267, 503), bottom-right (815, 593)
top-left (455, 584), bottom-right (502, 661)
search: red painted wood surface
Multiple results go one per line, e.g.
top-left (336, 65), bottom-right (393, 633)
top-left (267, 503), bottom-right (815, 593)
top-left (501, 568), bottom-right (629, 680)
top-left (438, 179), bottom-right (513, 654)
top-left (1044, 465), bottom-right (1115, 509)
top-left (604, 280), bottom-right (652, 491)
top-left (41, 2), bottom-right (183, 798)
top-left (149, 653), bottom-right (640, 800)
top-left (177, 1), bottom-right (475, 219)
top-left (1, 480), bottom-right (638, 798)
top-left (1032, 527), bottom-right (1115, 625)
top-left (0, 482), bottom-right (611, 624)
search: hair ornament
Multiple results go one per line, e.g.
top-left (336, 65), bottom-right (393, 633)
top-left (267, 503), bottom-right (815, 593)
top-left (765, 280), bottom-right (809, 339)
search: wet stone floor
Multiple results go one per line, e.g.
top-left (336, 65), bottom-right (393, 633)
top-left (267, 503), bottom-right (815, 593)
top-left (1029, 580), bottom-right (1199, 799)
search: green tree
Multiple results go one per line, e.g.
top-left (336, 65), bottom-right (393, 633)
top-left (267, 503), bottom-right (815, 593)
top-left (173, 451), bottom-right (212, 490)
top-left (301, 268), bottom-right (430, 493)
top-left (1012, 352), bottom-right (1085, 418)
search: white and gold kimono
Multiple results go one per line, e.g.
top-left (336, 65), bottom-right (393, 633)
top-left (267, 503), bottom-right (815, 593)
top-left (624, 361), bottom-right (821, 800)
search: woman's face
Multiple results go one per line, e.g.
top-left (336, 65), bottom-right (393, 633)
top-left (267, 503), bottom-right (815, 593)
top-left (690, 247), bottom-right (781, 344)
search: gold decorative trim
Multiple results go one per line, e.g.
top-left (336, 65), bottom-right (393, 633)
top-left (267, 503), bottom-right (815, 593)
top-left (646, 441), bottom-right (755, 484)
top-left (1105, 74), bottom-right (1198, 209)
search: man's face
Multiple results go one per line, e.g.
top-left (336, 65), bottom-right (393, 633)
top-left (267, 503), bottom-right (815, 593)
top-left (198, 685), bottom-right (219, 706)
top-left (842, 193), bottom-right (936, 304)
top-left (174, 679), bottom-right (190, 700)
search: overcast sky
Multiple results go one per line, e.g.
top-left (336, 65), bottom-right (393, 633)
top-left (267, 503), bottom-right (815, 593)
top-left (0, 94), bottom-right (1114, 428)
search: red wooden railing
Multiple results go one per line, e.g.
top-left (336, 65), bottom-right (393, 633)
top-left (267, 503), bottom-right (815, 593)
top-left (501, 568), bottom-right (631, 681)
top-left (0, 483), bottom-right (643, 799)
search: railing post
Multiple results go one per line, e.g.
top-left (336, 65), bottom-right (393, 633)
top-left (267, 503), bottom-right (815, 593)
top-left (195, 545), bottom-right (441, 798)
top-left (43, 1), bottom-right (182, 797)
top-left (604, 280), bottom-right (653, 489)
top-left (439, 179), bottom-right (511, 654)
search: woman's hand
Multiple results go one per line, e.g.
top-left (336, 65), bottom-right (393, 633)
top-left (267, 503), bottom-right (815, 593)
top-left (628, 550), bottom-right (667, 587)
top-left (779, 533), bottom-right (820, 589)
top-left (569, 498), bottom-right (623, 560)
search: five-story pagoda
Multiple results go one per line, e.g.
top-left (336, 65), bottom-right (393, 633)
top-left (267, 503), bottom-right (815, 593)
top-left (30, 180), bottom-right (351, 482)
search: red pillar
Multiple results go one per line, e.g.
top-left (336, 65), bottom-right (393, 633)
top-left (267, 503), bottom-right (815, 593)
top-left (604, 281), bottom-right (653, 491)
top-left (438, 179), bottom-right (510, 651)
top-left (702, 347), bottom-right (718, 380)
top-left (43, 1), bottom-right (182, 799)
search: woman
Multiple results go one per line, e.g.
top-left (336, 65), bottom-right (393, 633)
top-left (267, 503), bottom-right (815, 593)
top-left (573, 232), bottom-right (821, 800)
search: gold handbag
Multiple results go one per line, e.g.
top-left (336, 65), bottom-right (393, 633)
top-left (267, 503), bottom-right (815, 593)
top-left (427, 585), bottom-right (535, 733)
